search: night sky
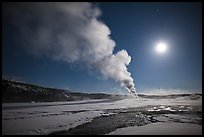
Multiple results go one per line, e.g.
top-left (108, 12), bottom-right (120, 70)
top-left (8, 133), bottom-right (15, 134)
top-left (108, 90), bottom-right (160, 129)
top-left (2, 2), bottom-right (202, 94)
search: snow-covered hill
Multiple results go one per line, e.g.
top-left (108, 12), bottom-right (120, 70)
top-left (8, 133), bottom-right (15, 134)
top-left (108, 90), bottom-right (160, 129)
top-left (2, 79), bottom-right (127, 103)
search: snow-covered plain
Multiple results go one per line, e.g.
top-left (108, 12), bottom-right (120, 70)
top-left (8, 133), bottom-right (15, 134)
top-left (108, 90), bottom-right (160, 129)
top-left (108, 122), bottom-right (202, 135)
top-left (2, 95), bottom-right (202, 135)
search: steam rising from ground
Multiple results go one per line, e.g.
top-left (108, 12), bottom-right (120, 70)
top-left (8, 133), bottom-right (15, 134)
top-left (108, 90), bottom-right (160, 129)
top-left (3, 2), bottom-right (136, 94)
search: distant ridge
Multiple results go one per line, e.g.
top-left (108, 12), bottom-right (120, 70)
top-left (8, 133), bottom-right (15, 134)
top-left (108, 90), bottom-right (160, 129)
top-left (2, 79), bottom-right (201, 103)
top-left (138, 93), bottom-right (202, 99)
top-left (2, 79), bottom-right (127, 103)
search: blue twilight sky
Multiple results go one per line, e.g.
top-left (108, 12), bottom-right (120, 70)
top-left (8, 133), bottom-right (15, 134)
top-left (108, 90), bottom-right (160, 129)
top-left (2, 2), bottom-right (202, 94)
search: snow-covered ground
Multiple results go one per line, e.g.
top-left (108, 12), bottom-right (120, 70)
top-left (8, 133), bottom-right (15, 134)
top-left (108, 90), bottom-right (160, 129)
top-left (108, 122), bottom-right (202, 135)
top-left (2, 96), bottom-right (202, 135)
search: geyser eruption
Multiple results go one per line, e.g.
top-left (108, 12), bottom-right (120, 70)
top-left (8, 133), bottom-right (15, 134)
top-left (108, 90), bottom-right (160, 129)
top-left (97, 50), bottom-right (136, 94)
top-left (4, 2), bottom-right (137, 95)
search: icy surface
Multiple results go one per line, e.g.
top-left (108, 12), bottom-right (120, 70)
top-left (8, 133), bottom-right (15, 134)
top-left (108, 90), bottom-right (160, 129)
top-left (2, 95), bottom-right (202, 135)
top-left (108, 122), bottom-right (202, 135)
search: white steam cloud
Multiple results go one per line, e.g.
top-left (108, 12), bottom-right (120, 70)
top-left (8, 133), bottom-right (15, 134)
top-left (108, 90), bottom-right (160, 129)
top-left (3, 2), bottom-right (136, 94)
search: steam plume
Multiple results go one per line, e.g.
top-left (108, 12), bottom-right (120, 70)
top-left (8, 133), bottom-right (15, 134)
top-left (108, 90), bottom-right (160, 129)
top-left (3, 2), bottom-right (136, 94)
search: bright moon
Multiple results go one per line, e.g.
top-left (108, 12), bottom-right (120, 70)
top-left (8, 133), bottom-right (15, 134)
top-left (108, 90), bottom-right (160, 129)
top-left (155, 42), bottom-right (167, 54)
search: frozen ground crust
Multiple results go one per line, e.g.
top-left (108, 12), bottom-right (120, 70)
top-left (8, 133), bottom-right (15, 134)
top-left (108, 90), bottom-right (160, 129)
top-left (108, 122), bottom-right (202, 135)
top-left (2, 96), bottom-right (202, 135)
